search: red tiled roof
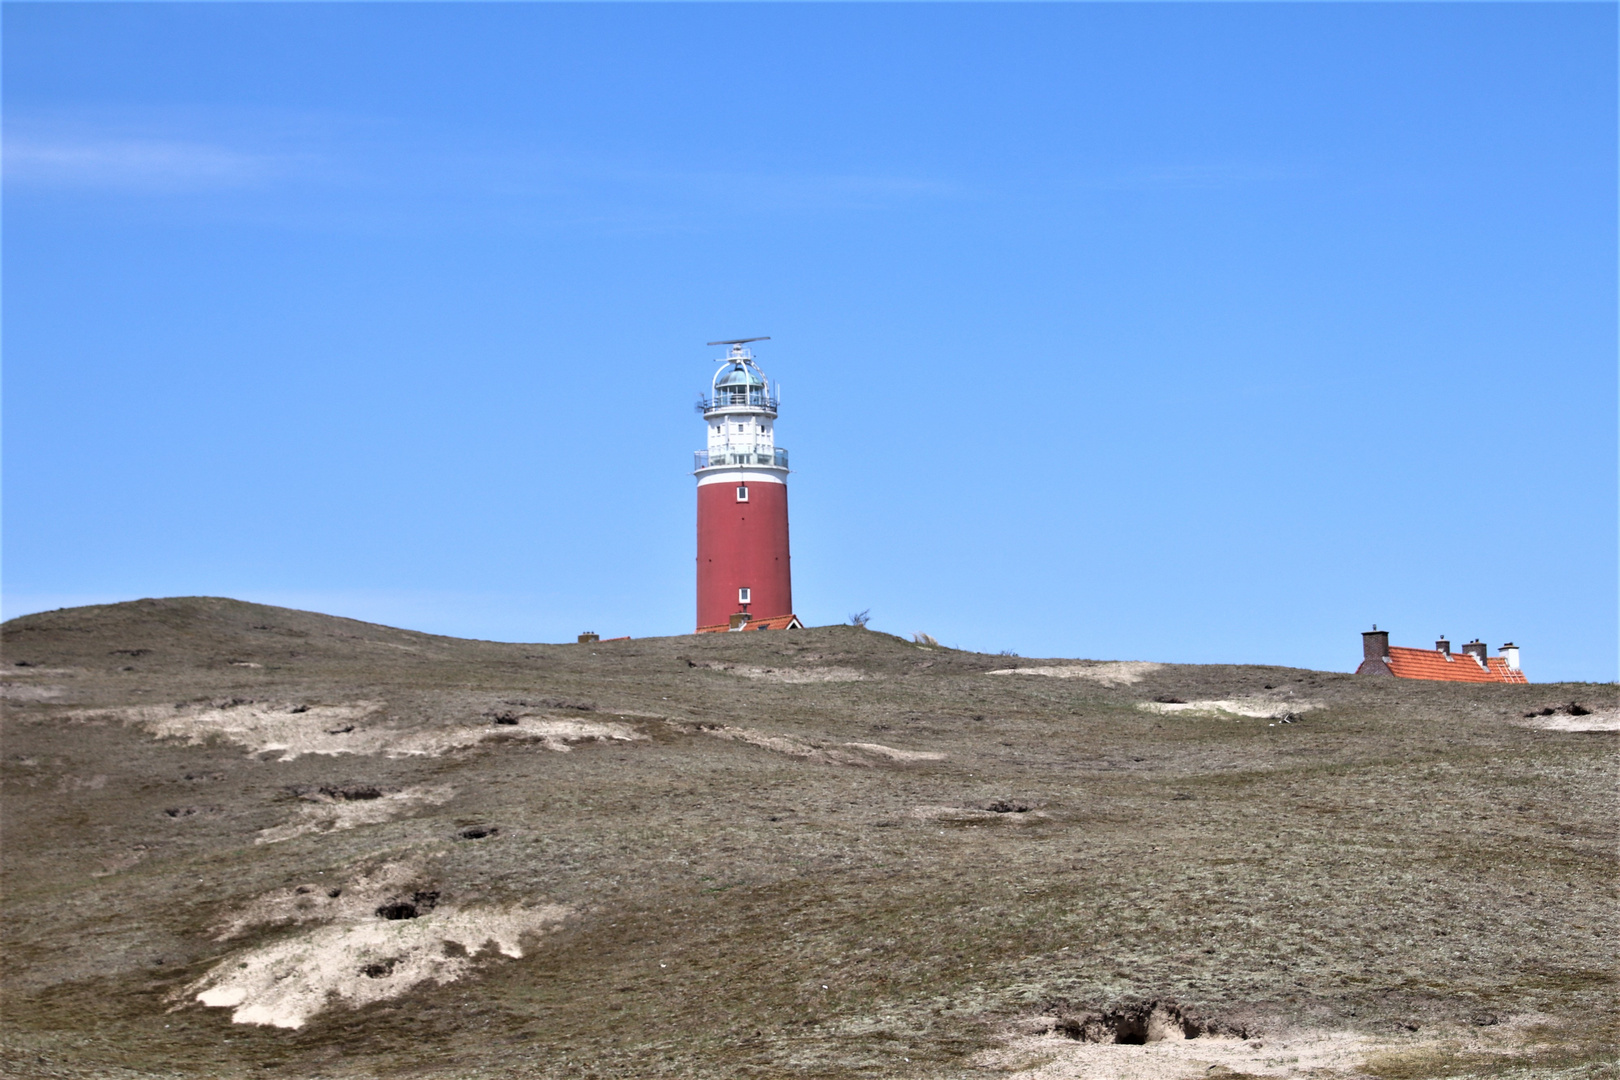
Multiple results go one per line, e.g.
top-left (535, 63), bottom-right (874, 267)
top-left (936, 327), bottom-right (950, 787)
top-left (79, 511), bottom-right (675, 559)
top-left (1384, 646), bottom-right (1527, 684)
top-left (748, 614), bottom-right (802, 631)
top-left (695, 613), bottom-right (803, 634)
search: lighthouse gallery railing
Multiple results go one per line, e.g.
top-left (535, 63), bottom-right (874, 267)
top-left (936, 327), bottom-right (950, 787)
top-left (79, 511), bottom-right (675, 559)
top-left (694, 448), bottom-right (789, 471)
top-left (697, 391), bottom-right (779, 414)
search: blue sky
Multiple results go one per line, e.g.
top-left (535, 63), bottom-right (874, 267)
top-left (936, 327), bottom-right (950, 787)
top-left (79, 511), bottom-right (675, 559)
top-left (4, 3), bottom-right (1615, 681)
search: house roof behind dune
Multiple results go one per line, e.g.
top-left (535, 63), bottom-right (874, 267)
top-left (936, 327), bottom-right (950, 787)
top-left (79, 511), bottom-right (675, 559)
top-left (1384, 645), bottom-right (1527, 684)
top-left (1357, 629), bottom-right (1528, 684)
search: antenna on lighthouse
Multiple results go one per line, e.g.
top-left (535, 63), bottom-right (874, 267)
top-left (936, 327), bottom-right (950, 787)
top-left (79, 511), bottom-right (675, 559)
top-left (706, 337), bottom-right (770, 347)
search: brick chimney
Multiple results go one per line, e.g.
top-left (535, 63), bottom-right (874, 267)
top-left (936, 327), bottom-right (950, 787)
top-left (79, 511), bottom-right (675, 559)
top-left (1363, 627), bottom-right (1389, 663)
top-left (1501, 642), bottom-right (1520, 672)
top-left (1462, 639), bottom-right (1488, 666)
top-left (1435, 635), bottom-right (1451, 656)
top-left (1358, 626), bottom-right (1393, 676)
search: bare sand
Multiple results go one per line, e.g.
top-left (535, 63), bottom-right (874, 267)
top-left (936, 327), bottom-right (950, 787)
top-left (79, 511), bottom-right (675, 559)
top-left (908, 804), bottom-right (1045, 824)
top-left (987, 662), bottom-right (1163, 687)
top-left (1138, 696), bottom-right (1322, 720)
top-left (695, 724), bottom-right (943, 766)
top-left (977, 1011), bottom-right (1559, 1080)
top-left (69, 702), bottom-right (645, 760)
top-left (1518, 707), bottom-right (1619, 733)
top-left (696, 661), bottom-right (867, 683)
top-left (1, 682), bottom-right (68, 701)
top-left (191, 903), bottom-right (571, 1029)
top-left (192, 858), bottom-right (572, 1028)
top-left (254, 785), bottom-right (456, 844)
top-left (213, 859), bottom-right (431, 940)
top-left (977, 1027), bottom-right (1391, 1079)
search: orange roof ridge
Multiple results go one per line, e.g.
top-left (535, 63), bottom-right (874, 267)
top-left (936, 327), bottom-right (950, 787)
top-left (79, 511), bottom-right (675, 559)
top-left (1382, 645), bottom-right (1527, 684)
top-left (695, 613), bottom-right (803, 634)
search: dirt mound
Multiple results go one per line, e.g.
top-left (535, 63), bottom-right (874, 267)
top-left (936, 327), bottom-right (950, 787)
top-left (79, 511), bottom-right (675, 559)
top-left (909, 803), bottom-right (1045, 824)
top-left (1053, 999), bottom-right (1248, 1043)
top-left (1517, 701), bottom-right (1618, 732)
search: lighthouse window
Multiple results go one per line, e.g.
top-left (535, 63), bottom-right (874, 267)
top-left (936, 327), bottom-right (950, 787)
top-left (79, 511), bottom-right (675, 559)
top-left (738, 587), bottom-right (751, 604)
top-left (736, 485), bottom-right (749, 502)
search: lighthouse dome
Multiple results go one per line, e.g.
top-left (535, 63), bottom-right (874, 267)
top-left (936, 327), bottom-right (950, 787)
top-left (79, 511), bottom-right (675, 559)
top-left (701, 342), bottom-right (778, 416)
top-left (713, 362), bottom-right (766, 392)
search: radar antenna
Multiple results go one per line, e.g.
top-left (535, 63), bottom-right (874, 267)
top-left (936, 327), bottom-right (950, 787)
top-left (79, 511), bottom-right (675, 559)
top-left (707, 336), bottom-right (770, 347)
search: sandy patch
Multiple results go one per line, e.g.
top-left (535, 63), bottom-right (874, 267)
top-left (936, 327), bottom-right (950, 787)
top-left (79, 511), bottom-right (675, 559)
top-left (1517, 708), bottom-right (1618, 733)
top-left (76, 700), bottom-right (388, 759)
top-left (69, 702), bottom-right (644, 761)
top-left (1, 682), bottom-right (67, 701)
top-left (214, 859), bottom-right (435, 939)
top-left (978, 1026), bottom-right (1396, 1079)
top-left (979, 1011), bottom-right (1557, 1080)
top-left (695, 724), bottom-right (943, 766)
top-left (696, 661), bottom-right (866, 683)
top-left (842, 741), bottom-right (946, 762)
top-left (390, 716), bottom-right (645, 756)
top-left (1138, 697), bottom-right (1321, 720)
top-left (255, 785), bottom-right (455, 845)
top-left (194, 858), bottom-right (572, 1028)
top-left (910, 804), bottom-right (1045, 823)
top-left (987, 662), bottom-right (1162, 687)
top-left (191, 904), bottom-right (570, 1029)
top-left (92, 845), bottom-right (151, 878)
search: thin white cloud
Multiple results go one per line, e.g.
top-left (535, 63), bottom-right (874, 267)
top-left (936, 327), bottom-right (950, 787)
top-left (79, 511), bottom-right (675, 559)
top-left (1, 107), bottom-right (956, 230)
top-left (3, 127), bottom-right (953, 226)
top-left (4, 136), bottom-right (286, 191)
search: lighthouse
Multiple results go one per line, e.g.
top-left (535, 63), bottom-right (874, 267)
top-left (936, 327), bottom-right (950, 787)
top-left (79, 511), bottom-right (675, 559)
top-left (694, 338), bottom-right (803, 633)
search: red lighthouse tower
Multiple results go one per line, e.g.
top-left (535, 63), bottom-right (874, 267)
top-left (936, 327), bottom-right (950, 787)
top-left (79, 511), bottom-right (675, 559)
top-left (694, 338), bottom-right (802, 633)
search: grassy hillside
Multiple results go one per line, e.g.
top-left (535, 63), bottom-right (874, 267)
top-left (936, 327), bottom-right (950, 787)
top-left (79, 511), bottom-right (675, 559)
top-left (1, 597), bottom-right (1613, 1079)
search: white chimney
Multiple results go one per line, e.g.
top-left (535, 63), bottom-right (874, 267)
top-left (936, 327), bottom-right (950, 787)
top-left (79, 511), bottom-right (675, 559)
top-left (1501, 643), bottom-right (1520, 672)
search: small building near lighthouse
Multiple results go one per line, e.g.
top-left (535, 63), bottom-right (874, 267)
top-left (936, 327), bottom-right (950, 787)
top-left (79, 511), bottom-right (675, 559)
top-left (693, 338), bottom-right (803, 633)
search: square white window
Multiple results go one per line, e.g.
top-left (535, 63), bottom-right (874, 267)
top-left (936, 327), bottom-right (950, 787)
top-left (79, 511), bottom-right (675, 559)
top-left (738, 587), bottom-right (751, 605)
top-left (736, 485), bottom-right (749, 502)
